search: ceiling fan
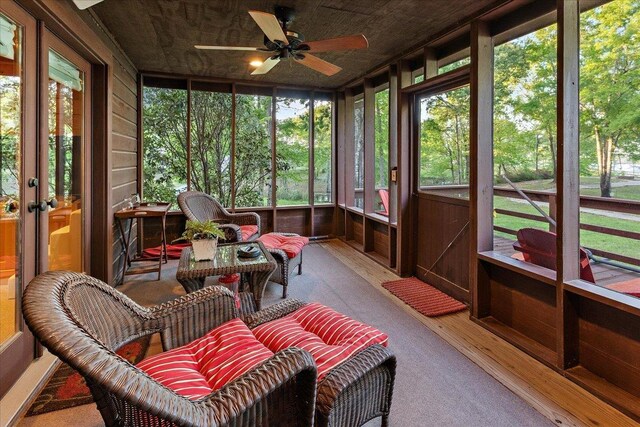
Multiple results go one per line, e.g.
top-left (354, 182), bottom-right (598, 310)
top-left (195, 6), bottom-right (368, 76)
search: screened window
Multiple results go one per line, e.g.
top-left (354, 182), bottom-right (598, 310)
top-left (578, 0), bottom-right (640, 289)
top-left (142, 85), bottom-right (188, 207)
top-left (190, 88), bottom-right (232, 205)
top-left (353, 97), bottom-right (365, 209)
top-left (418, 85), bottom-right (470, 193)
top-left (235, 93), bottom-right (273, 207)
top-left (492, 23), bottom-right (558, 269)
top-left (276, 96), bottom-right (310, 206)
top-left (374, 87), bottom-right (389, 215)
top-left (314, 99), bottom-right (332, 204)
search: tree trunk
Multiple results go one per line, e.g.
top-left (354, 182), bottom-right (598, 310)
top-left (594, 126), bottom-right (614, 198)
top-left (547, 132), bottom-right (557, 183)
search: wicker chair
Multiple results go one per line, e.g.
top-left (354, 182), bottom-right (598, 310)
top-left (244, 299), bottom-right (397, 427)
top-left (22, 271), bottom-right (317, 427)
top-left (177, 191), bottom-right (260, 243)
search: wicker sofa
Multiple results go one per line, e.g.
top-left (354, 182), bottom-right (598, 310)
top-left (22, 271), bottom-right (316, 427)
top-left (177, 191), bottom-right (260, 243)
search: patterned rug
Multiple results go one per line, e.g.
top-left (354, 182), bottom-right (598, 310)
top-left (382, 277), bottom-right (467, 317)
top-left (26, 336), bottom-right (151, 416)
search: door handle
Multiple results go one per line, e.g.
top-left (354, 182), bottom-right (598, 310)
top-left (28, 200), bottom-right (46, 213)
top-left (27, 198), bottom-right (58, 213)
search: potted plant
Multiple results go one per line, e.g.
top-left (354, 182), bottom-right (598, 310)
top-left (180, 220), bottom-right (225, 261)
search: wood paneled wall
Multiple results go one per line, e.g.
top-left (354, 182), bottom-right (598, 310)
top-left (110, 56), bottom-right (138, 284)
top-left (414, 194), bottom-right (470, 303)
top-left (77, 11), bottom-right (139, 285)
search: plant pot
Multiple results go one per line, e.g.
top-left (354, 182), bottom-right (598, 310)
top-left (191, 238), bottom-right (218, 261)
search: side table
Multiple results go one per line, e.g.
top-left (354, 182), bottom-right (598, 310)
top-left (176, 242), bottom-right (277, 310)
top-left (114, 202), bottom-right (170, 284)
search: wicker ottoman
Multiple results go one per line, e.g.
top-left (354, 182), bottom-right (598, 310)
top-left (258, 232), bottom-right (309, 298)
top-left (245, 299), bottom-right (396, 427)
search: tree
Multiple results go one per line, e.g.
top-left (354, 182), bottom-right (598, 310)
top-left (579, 0), bottom-right (640, 197)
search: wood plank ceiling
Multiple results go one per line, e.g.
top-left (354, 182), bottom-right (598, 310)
top-left (90, 0), bottom-right (503, 89)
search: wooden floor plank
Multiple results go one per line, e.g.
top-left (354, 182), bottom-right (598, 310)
top-left (320, 239), bottom-right (637, 427)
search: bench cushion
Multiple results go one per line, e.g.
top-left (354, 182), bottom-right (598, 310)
top-left (252, 303), bottom-right (388, 380)
top-left (239, 225), bottom-right (259, 241)
top-left (258, 233), bottom-right (309, 258)
top-left (137, 318), bottom-right (273, 400)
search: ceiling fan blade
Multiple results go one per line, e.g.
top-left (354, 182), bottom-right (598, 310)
top-left (303, 34), bottom-right (369, 52)
top-left (251, 57), bottom-right (280, 75)
top-left (72, 0), bottom-right (103, 9)
top-left (195, 45), bottom-right (261, 51)
top-left (248, 11), bottom-right (289, 45)
top-left (296, 54), bottom-right (342, 76)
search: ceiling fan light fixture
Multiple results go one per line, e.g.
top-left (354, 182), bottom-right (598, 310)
top-left (249, 60), bottom-right (264, 67)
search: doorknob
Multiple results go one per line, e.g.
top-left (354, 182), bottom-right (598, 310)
top-left (27, 198), bottom-right (58, 212)
top-left (28, 200), bottom-right (47, 213)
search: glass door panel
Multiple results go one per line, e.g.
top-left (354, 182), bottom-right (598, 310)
top-left (0, 11), bottom-right (22, 347)
top-left (46, 48), bottom-right (85, 272)
top-left (0, 1), bottom-right (36, 399)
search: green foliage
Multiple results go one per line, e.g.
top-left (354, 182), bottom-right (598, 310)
top-left (419, 86), bottom-right (470, 186)
top-left (180, 220), bottom-right (225, 241)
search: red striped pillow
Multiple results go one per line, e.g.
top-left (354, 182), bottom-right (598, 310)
top-left (252, 303), bottom-right (387, 379)
top-left (137, 318), bottom-right (273, 400)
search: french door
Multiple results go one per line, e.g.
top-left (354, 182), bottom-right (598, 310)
top-left (0, 1), bottom-right (91, 398)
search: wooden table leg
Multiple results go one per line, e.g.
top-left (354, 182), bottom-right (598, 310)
top-left (116, 217), bottom-right (133, 285)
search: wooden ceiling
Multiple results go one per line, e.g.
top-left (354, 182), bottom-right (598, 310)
top-left (90, 0), bottom-right (503, 89)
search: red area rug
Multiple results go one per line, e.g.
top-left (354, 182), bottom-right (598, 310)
top-left (382, 277), bottom-right (467, 317)
top-left (26, 336), bottom-right (151, 416)
top-left (605, 278), bottom-right (640, 298)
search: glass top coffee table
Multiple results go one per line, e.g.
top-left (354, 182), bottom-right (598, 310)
top-left (176, 241), bottom-right (277, 310)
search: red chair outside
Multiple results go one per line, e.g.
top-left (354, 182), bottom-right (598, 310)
top-left (377, 189), bottom-right (390, 216)
top-left (513, 227), bottom-right (595, 283)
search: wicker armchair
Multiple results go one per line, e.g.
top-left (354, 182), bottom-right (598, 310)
top-left (177, 191), bottom-right (260, 243)
top-left (22, 271), bottom-right (317, 427)
top-left (245, 299), bottom-right (396, 427)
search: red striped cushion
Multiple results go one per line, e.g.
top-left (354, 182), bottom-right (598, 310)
top-left (239, 225), bottom-right (259, 241)
top-left (137, 318), bottom-right (273, 400)
top-left (252, 303), bottom-right (387, 380)
top-left (258, 233), bottom-right (309, 258)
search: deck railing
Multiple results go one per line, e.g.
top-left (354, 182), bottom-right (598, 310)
top-left (494, 188), bottom-right (640, 266)
top-left (415, 185), bottom-right (640, 267)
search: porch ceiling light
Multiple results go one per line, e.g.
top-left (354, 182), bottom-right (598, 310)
top-left (250, 59), bottom-right (264, 67)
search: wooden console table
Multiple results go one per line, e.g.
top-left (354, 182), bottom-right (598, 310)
top-left (114, 202), bottom-right (170, 284)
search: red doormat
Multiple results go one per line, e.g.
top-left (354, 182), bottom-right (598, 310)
top-left (605, 278), bottom-right (640, 298)
top-left (26, 335), bottom-right (151, 416)
top-left (382, 277), bottom-right (467, 317)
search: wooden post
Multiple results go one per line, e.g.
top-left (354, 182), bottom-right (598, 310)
top-left (230, 83), bottom-right (236, 211)
top-left (388, 65), bottom-right (398, 225)
top-left (396, 59), bottom-right (413, 276)
top-left (309, 92), bottom-right (315, 236)
top-left (424, 47), bottom-right (438, 80)
top-left (344, 89), bottom-right (356, 207)
top-left (556, 0), bottom-right (580, 369)
top-left (336, 92), bottom-right (346, 207)
top-left (363, 78), bottom-right (375, 218)
top-left (470, 20), bottom-right (494, 319)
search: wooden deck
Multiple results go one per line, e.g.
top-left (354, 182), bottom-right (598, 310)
top-left (493, 235), bottom-right (639, 287)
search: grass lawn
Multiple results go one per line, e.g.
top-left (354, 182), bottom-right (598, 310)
top-left (495, 176), bottom-right (640, 201)
top-left (494, 197), bottom-right (640, 260)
